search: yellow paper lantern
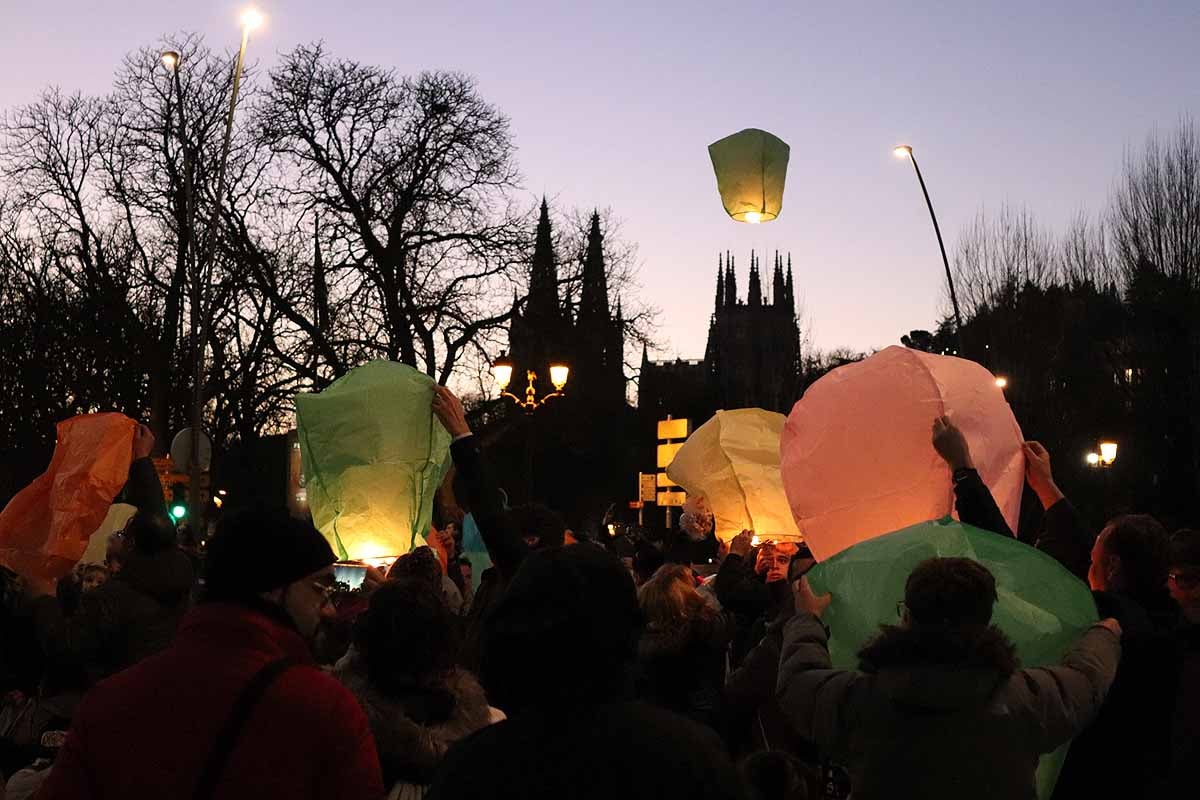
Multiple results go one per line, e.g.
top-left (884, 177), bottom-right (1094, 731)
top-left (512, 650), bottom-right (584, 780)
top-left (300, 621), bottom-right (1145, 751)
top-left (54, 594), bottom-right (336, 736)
top-left (708, 128), bottom-right (791, 223)
top-left (665, 409), bottom-right (801, 542)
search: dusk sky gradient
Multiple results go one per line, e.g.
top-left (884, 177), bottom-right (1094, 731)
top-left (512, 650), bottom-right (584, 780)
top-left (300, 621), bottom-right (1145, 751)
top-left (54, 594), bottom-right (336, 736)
top-left (4, 1), bottom-right (1199, 360)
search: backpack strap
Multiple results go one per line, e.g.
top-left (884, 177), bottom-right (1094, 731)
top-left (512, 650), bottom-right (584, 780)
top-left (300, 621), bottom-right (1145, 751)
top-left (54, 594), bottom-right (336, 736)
top-left (192, 657), bottom-right (298, 800)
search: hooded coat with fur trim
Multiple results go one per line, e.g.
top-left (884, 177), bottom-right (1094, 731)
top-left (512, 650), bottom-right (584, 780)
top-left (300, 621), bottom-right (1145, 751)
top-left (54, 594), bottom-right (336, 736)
top-left (777, 613), bottom-right (1121, 800)
top-left (333, 647), bottom-right (494, 789)
top-left (635, 612), bottom-right (731, 728)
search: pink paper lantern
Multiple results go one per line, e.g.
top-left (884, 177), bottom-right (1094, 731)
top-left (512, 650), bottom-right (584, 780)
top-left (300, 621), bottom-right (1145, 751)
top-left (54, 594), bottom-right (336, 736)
top-left (780, 346), bottom-right (1024, 561)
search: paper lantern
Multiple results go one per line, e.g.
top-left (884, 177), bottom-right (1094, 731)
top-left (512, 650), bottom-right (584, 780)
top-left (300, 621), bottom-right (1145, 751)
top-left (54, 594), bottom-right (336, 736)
top-left (806, 518), bottom-right (1097, 798)
top-left (295, 360), bottom-right (452, 561)
top-left (0, 413), bottom-right (136, 580)
top-left (666, 409), bottom-right (801, 542)
top-left (780, 345), bottom-right (1024, 561)
top-left (708, 128), bottom-right (790, 223)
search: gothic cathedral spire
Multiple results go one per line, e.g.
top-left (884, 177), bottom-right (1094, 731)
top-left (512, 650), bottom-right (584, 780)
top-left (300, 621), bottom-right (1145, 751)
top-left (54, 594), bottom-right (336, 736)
top-left (748, 250), bottom-right (763, 307)
top-left (528, 196), bottom-right (562, 326)
top-left (715, 253), bottom-right (725, 311)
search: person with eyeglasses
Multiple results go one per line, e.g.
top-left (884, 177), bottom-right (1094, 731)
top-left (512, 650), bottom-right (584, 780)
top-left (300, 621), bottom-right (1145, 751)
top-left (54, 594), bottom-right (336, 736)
top-left (931, 416), bottom-right (1179, 800)
top-left (37, 509), bottom-right (384, 800)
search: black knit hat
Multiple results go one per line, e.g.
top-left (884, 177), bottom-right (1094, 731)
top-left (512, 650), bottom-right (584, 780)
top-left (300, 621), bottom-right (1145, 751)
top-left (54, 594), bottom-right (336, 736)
top-left (203, 509), bottom-right (336, 601)
top-left (1169, 529), bottom-right (1200, 568)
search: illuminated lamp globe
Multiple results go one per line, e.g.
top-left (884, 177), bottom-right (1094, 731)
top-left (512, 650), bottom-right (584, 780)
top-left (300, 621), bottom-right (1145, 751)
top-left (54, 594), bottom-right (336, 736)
top-left (240, 8), bottom-right (265, 31)
top-left (549, 362), bottom-right (570, 391)
top-left (1099, 441), bottom-right (1118, 465)
top-left (491, 354), bottom-right (514, 391)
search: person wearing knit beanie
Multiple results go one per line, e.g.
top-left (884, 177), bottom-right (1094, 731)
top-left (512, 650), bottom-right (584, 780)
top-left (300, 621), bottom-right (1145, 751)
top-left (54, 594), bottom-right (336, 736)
top-left (204, 509), bottom-right (338, 639)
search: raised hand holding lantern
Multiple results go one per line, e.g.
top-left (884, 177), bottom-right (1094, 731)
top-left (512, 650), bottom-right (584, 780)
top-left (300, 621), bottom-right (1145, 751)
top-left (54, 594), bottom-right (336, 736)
top-left (780, 346), bottom-right (1025, 561)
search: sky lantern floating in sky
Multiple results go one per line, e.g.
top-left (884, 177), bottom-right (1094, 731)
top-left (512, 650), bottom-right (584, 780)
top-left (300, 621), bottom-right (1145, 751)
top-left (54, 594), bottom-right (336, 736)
top-left (780, 345), bottom-right (1024, 561)
top-left (708, 128), bottom-right (791, 224)
top-left (295, 360), bottom-right (452, 562)
top-left (667, 408), bottom-right (801, 543)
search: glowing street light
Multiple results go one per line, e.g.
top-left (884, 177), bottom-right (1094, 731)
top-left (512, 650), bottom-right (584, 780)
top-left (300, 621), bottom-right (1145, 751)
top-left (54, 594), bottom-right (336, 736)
top-left (160, 50), bottom-right (180, 70)
top-left (994, 376), bottom-right (1008, 389)
top-left (491, 353), bottom-right (568, 413)
top-left (492, 353), bottom-right (514, 392)
top-left (1086, 452), bottom-right (1101, 466)
top-left (1099, 441), bottom-right (1118, 466)
top-left (549, 362), bottom-right (570, 391)
top-left (186, 7), bottom-right (266, 540)
top-left (240, 7), bottom-right (265, 31)
top-left (893, 144), bottom-right (965, 356)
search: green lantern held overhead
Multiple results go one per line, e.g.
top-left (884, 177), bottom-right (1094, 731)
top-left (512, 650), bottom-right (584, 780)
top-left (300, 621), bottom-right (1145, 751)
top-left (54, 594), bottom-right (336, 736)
top-left (708, 128), bottom-right (791, 223)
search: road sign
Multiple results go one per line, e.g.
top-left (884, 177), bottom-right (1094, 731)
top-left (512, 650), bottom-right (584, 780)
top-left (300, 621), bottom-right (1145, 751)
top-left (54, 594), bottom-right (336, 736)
top-left (639, 473), bottom-right (657, 502)
top-left (657, 490), bottom-right (687, 507)
top-left (656, 472), bottom-right (678, 488)
top-left (657, 418), bottom-right (691, 441)
top-left (170, 428), bottom-right (212, 472)
top-left (628, 501), bottom-right (644, 510)
top-left (656, 442), bottom-right (684, 469)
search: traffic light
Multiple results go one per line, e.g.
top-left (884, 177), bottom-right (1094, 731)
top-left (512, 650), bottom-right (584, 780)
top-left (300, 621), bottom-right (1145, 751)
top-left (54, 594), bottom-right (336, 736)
top-left (168, 484), bottom-right (188, 523)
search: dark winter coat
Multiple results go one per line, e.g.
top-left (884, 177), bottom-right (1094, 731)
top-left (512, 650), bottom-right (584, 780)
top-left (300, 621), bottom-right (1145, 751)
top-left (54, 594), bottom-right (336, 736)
top-left (777, 612), bottom-right (1121, 800)
top-left (635, 612), bottom-right (731, 728)
top-left (29, 545), bottom-right (193, 685)
top-left (953, 470), bottom-right (1180, 799)
top-left (723, 616), bottom-right (816, 760)
top-left (713, 551), bottom-right (790, 667)
top-left (451, 435), bottom-right (528, 671)
top-left (428, 701), bottom-right (744, 800)
top-left (1168, 620), bottom-right (1200, 794)
top-left (332, 647), bottom-right (494, 788)
top-left (37, 601), bottom-right (383, 800)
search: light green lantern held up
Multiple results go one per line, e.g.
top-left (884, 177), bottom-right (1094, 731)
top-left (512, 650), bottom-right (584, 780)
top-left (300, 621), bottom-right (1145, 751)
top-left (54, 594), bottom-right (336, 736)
top-left (295, 360), bottom-right (452, 564)
top-left (708, 128), bottom-right (791, 223)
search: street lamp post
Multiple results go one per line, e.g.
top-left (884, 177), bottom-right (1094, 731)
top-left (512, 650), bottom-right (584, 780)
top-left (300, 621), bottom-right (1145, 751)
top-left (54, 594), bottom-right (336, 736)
top-left (491, 354), bottom-right (569, 498)
top-left (491, 353), bottom-right (570, 413)
top-left (187, 9), bottom-right (264, 536)
top-left (893, 145), bottom-right (966, 357)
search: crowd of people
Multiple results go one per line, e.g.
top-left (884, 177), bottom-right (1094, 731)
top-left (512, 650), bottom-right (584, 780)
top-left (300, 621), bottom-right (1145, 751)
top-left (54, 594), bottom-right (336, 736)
top-left (0, 388), bottom-right (1197, 799)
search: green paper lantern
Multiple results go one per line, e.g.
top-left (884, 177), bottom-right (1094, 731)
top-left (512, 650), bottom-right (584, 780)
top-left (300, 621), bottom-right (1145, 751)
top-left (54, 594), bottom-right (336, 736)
top-left (708, 128), bottom-right (791, 223)
top-left (295, 360), bottom-right (452, 562)
top-left (805, 517), bottom-right (1098, 799)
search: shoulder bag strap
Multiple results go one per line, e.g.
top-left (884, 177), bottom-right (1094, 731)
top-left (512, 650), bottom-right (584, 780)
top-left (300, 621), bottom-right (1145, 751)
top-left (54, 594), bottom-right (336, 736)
top-left (192, 657), bottom-right (298, 800)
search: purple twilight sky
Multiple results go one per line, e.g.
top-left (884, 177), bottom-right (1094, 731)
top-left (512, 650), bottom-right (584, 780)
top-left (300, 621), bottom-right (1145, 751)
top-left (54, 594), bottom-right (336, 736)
top-left (3, 0), bottom-right (1199, 359)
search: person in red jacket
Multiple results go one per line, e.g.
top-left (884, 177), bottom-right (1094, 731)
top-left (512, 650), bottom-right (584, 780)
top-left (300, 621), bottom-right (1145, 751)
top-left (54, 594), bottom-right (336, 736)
top-left (36, 509), bottom-right (384, 800)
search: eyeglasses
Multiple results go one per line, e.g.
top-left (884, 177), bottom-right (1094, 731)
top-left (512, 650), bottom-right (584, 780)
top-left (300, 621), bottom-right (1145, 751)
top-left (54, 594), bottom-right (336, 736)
top-left (311, 577), bottom-right (336, 602)
top-left (1168, 571), bottom-right (1200, 588)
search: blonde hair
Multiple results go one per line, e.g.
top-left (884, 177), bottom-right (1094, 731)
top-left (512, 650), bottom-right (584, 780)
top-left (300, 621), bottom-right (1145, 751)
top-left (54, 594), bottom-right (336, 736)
top-left (638, 564), bottom-right (713, 633)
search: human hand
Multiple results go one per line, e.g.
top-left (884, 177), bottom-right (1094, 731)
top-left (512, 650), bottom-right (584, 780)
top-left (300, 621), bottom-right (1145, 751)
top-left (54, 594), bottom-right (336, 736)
top-left (132, 423), bottom-right (155, 460)
top-left (361, 565), bottom-right (388, 596)
top-left (1022, 441), bottom-right (1064, 509)
top-left (730, 529), bottom-right (753, 558)
top-left (931, 415), bottom-right (973, 471)
top-left (432, 386), bottom-right (471, 438)
top-left (792, 576), bottom-right (833, 618)
top-left (1097, 617), bottom-right (1122, 638)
